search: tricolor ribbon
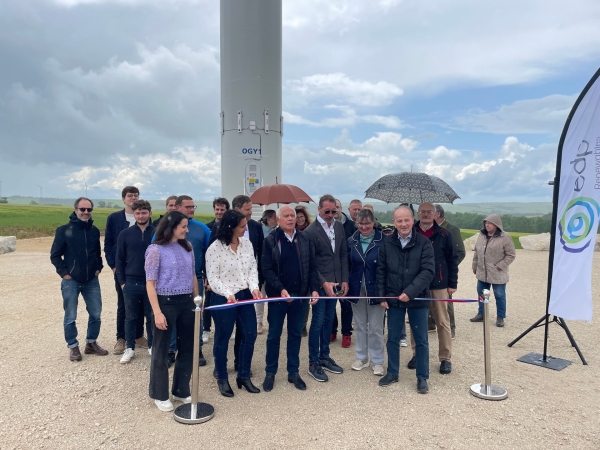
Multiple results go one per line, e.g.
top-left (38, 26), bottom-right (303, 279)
top-left (204, 295), bottom-right (477, 311)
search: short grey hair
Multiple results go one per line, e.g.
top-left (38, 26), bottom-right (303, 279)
top-left (349, 199), bottom-right (362, 206)
top-left (393, 205), bottom-right (413, 216)
top-left (434, 204), bottom-right (445, 218)
top-left (276, 205), bottom-right (296, 218)
top-left (356, 208), bottom-right (375, 224)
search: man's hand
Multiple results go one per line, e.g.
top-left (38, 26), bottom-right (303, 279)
top-left (154, 312), bottom-right (168, 330)
top-left (63, 275), bottom-right (72, 280)
top-left (380, 301), bottom-right (389, 309)
top-left (252, 289), bottom-right (262, 300)
top-left (323, 282), bottom-right (337, 297)
top-left (398, 293), bottom-right (410, 302)
top-left (281, 289), bottom-right (293, 303)
top-left (447, 288), bottom-right (457, 295)
top-left (340, 282), bottom-right (349, 297)
top-left (309, 291), bottom-right (319, 305)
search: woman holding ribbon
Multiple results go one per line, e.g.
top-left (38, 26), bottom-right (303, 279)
top-left (346, 208), bottom-right (385, 376)
top-left (205, 209), bottom-right (262, 397)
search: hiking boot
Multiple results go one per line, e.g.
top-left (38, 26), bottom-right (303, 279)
top-left (84, 342), bottom-right (108, 356)
top-left (113, 338), bottom-right (126, 355)
top-left (496, 317), bottom-right (505, 327)
top-left (470, 314), bottom-right (484, 322)
top-left (69, 346), bottom-right (82, 362)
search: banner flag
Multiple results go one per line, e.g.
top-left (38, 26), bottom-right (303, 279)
top-left (549, 68), bottom-right (600, 322)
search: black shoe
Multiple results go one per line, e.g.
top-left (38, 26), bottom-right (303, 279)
top-left (379, 373), bottom-right (398, 387)
top-left (496, 317), bottom-right (505, 327)
top-left (288, 373), bottom-right (307, 390)
top-left (167, 351), bottom-right (176, 369)
top-left (417, 378), bottom-right (429, 394)
top-left (428, 323), bottom-right (437, 332)
top-left (470, 314), bottom-right (484, 322)
top-left (308, 363), bottom-right (328, 382)
top-left (263, 373), bottom-right (275, 392)
top-left (407, 356), bottom-right (416, 370)
top-left (236, 377), bottom-right (260, 393)
top-left (451, 329), bottom-right (456, 340)
top-left (198, 350), bottom-right (207, 367)
top-left (319, 357), bottom-right (343, 374)
top-left (440, 360), bottom-right (452, 375)
top-left (217, 379), bottom-right (234, 397)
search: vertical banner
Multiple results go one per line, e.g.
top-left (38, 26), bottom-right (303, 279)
top-left (549, 68), bottom-right (600, 322)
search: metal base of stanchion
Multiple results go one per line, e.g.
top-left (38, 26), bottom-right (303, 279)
top-left (470, 383), bottom-right (508, 401)
top-left (516, 352), bottom-right (572, 371)
top-left (173, 402), bottom-right (215, 425)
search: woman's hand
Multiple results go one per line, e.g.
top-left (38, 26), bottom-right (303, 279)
top-left (154, 311), bottom-right (168, 330)
top-left (252, 289), bottom-right (262, 300)
top-left (380, 301), bottom-right (389, 309)
top-left (227, 295), bottom-right (237, 304)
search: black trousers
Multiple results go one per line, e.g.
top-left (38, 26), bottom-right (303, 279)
top-left (149, 294), bottom-right (195, 401)
top-left (115, 273), bottom-right (145, 340)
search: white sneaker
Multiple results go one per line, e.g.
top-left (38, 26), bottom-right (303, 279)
top-left (120, 348), bottom-right (135, 364)
top-left (202, 331), bottom-right (209, 343)
top-left (173, 395), bottom-right (192, 404)
top-left (154, 399), bottom-right (174, 412)
top-left (148, 347), bottom-right (152, 356)
top-left (351, 359), bottom-right (369, 371)
top-left (372, 364), bottom-right (384, 376)
top-left (400, 339), bottom-right (408, 347)
top-left (230, 329), bottom-right (236, 340)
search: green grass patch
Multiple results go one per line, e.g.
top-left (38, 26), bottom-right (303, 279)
top-left (461, 228), bottom-right (531, 250)
top-left (0, 204), bottom-right (213, 239)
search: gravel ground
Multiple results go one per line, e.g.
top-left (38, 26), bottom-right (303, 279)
top-left (1, 237), bottom-right (599, 449)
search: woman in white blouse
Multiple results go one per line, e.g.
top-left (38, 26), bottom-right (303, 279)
top-left (206, 209), bottom-right (262, 397)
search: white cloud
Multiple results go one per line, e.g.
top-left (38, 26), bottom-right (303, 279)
top-left (286, 73), bottom-right (403, 107)
top-left (452, 94), bottom-right (577, 135)
top-left (282, 107), bottom-right (406, 129)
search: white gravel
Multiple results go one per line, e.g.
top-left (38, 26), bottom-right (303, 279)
top-left (0, 238), bottom-right (599, 449)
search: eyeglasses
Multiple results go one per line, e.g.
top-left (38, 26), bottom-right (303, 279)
top-left (323, 209), bottom-right (337, 215)
top-left (78, 208), bottom-right (93, 213)
top-left (418, 210), bottom-right (434, 215)
top-left (125, 193), bottom-right (139, 199)
top-left (184, 205), bottom-right (197, 210)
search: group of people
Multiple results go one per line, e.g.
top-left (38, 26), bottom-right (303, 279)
top-left (50, 187), bottom-right (516, 412)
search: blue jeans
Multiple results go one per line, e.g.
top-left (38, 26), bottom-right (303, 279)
top-left (265, 294), bottom-right (308, 375)
top-left (149, 294), bottom-right (194, 401)
top-left (123, 279), bottom-right (154, 350)
top-left (211, 290), bottom-right (257, 380)
top-left (477, 281), bottom-right (507, 318)
top-left (61, 277), bottom-right (102, 348)
top-left (308, 289), bottom-right (337, 365)
top-left (387, 306), bottom-right (429, 380)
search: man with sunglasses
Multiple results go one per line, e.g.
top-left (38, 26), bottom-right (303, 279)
top-left (303, 194), bottom-right (349, 381)
top-left (51, 197), bottom-right (109, 361)
top-left (105, 186), bottom-right (148, 355)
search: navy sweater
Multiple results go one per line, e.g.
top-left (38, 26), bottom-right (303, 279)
top-left (116, 224), bottom-right (155, 285)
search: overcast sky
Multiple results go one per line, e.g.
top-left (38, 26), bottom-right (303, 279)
top-left (1, 0), bottom-right (600, 202)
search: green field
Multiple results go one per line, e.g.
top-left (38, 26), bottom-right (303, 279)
top-left (461, 229), bottom-right (529, 250)
top-left (0, 204), bottom-right (213, 239)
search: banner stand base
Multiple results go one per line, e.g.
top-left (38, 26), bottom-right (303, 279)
top-left (173, 402), bottom-right (215, 424)
top-left (516, 352), bottom-right (572, 371)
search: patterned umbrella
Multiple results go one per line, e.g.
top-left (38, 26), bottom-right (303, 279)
top-left (364, 172), bottom-right (460, 204)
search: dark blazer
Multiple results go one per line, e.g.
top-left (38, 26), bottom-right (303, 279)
top-left (342, 213), bottom-right (357, 242)
top-left (262, 228), bottom-right (320, 297)
top-left (247, 219), bottom-right (264, 283)
top-left (376, 228), bottom-right (435, 308)
top-left (303, 217), bottom-right (349, 287)
top-left (347, 229), bottom-right (384, 304)
top-left (104, 209), bottom-right (130, 269)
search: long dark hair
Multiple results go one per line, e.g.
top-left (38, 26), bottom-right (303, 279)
top-left (154, 211), bottom-right (192, 251)
top-left (214, 209), bottom-right (245, 246)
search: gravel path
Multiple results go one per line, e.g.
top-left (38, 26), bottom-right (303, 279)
top-left (0, 238), bottom-right (599, 449)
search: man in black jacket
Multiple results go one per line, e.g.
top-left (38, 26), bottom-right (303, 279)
top-left (410, 202), bottom-right (458, 375)
top-left (377, 205), bottom-right (434, 393)
top-left (104, 186), bottom-right (147, 354)
top-left (261, 206), bottom-right (320, 392)
top-left (152, 195), bottom-right (177, 227)
top-left (50, 197), bottom-right (109, 362)
top-left (116, 200), bottom-right (155, 364)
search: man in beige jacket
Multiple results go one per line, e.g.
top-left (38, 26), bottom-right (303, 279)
top-left (470, 214), bottom-right (516, 327)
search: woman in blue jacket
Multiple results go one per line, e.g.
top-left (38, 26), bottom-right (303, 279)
top-left (347, 209), bottom-right (385, 376)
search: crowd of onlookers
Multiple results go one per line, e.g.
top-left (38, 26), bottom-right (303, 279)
top-left (50, 187), bottom-right (516, 412)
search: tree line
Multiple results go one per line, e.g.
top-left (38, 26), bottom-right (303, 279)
top-left (374, 210), bottom-right (553, 233)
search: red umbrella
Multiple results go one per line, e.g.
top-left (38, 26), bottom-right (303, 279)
top-left (250, 183), bottom-right (314, 206)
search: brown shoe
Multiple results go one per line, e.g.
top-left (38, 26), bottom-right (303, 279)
top-left (135, 336), bottom-right (149, 348)
top-left (85, 342), bottom-right (109, 356)
top-left (113, 338), bottom-right (126, 355)
top-left (70, 347), bottom-right (82, 362)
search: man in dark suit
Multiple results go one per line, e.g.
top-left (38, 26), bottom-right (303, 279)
top-left (303, 194), bottom-right (349, 382)
top-left (232, 195), bottom-right (264, 369)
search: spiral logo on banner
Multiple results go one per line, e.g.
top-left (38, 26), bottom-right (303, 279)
top-left (558, 197), bottom-right (600, 253)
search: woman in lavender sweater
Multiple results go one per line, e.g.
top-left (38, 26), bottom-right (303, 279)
top-left (145, 211), bottom-right (200, 412)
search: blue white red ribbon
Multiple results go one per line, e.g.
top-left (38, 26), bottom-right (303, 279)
top-left (204, 295), bottom-right (477, 311)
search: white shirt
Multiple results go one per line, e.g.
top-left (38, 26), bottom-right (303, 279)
top-left (317, 215), bottom-right (336, 251)
top-left (205, 237), bottom-right (259, 298)
top-left (282, 228), bottom-right (296, 243)
top-left (125, 212), bottom-right (136, 227)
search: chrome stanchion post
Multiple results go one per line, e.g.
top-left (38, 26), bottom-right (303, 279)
top-left (173, 295), bottom-right (215, 424)
top-left (470, 289), bottom-right (508, 401)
